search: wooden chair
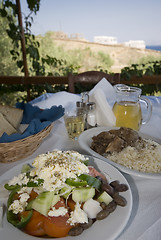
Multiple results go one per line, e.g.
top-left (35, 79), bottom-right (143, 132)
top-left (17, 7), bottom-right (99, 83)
top-left (68, 71), bottom-right (120, 93)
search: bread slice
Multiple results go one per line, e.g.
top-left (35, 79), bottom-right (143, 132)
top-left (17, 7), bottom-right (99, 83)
top-left (0, 113), bottom-right (17, 137)
top-left (0, 104), bottom-right (23, 129)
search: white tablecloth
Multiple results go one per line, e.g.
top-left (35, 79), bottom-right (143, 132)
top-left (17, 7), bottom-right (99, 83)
top-left (0, 89), bottom-right (161, 240)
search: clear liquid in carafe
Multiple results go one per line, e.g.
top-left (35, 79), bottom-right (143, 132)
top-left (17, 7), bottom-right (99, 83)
top-left (112, 101), bottom-right (142, 131)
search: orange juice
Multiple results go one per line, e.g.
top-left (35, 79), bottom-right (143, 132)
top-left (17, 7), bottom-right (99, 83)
top-left (113, 101), bottom-right (142, 131)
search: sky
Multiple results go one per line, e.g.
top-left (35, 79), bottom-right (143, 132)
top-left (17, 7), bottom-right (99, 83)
top-left (21, 0), bottom-right (161, 45)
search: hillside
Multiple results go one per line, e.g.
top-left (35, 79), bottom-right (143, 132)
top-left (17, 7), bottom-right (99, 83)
top-left (52, 39), bottom-right (161, 73)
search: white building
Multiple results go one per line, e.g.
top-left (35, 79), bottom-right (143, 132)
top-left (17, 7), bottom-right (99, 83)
top-left (94, 36), bottom-right (118, 45)
top-left (122, 40), bottom-right (145, 49)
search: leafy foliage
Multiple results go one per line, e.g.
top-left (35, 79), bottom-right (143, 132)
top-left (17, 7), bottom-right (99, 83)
top-left (0, 0), bottom-right (81, 101)
top-left (121, 61), bottom-right (161, 95)
top-left (121, 61), bottom-right (161, 79)
top-left (0, 1), bottom-right (20, 75)
top-left (0, 0), bottom-right (161, 104)
top-left (97, 51), bottom-right (114, 69)
top-left (0, 0), bottom-right (82, 78)
top-left (26, 0), bottom-right (40, 13)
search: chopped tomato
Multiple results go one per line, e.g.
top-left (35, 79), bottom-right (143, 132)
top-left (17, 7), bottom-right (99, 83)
top-left (67, 196), bottom-right (83, 211)
top-left (67, 197), bottom-right (76, 211)
top-left (44, 215), bottom-right (72, 238)
top-left (28, 190), bottom-right (38, 202)
top-left (23, 210), bottom-right (46, 236)
top-left (88, 166), bottom-right (107, 181)
top-left (13, 193), bottom-right (19, 200)
top-left (20, 197), bottom-right (73, 238)
top-left (14, 190), bottom-right (38, 202)
top-left (44, 198), bottom-right (72, 238)
top-left (54, 197), bottom-right (67, 209)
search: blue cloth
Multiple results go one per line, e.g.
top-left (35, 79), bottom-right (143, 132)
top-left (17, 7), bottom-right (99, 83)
top-left (0, 102), bottom-right (64, 143)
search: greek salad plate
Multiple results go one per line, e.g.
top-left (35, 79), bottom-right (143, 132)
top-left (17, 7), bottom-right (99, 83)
top-left (0, 154), bottom-right (132, 240)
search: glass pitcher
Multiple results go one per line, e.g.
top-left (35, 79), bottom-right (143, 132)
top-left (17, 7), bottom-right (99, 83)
top-left (112, 84), bottom-right (152, 131)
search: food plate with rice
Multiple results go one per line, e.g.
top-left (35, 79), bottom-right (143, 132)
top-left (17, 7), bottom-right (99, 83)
top-left (78, 127), bottom-right (161, 179)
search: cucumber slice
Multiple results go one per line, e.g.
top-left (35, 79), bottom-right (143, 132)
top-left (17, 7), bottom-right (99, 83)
top-left (52, 194), bottom-right (60, 206)
top-left (60, 186), bottom-right (72, 199)
top-left (97, 191), bottom-right (113, 205)
top-left (31, 191), bottom-right (60, 216)
top-left (72, 187), bottom-right (95, 203)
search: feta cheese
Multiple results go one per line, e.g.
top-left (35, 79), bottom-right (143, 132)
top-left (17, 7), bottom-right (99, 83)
top-left (33, 186), bottom-right (45, 194)
top-left (8, 173), bottom-right (29, 186)
top-left (8, 200), bottom-right (24, 214)
top-left (19, 193), bottom-right (30, 204)
top-left (17, 187), bottom-right (32, 195)
top-left (8, 193), bottom-right (30, 214)
top-left (48, 207), bottom-right (68, 217)
top-left (67, 202), bottom-right (88, 225)
top-left (31, 150), bottom-right (89, 192)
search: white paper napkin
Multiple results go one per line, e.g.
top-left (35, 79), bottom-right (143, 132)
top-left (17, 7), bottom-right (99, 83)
top-left (89, 78), bottom-right (116, 127)
top-left (89, 77), bottom-right (116, 105)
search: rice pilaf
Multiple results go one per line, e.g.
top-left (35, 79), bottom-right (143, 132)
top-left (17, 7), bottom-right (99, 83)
top-left (105, 139), bottom-right (161, 173)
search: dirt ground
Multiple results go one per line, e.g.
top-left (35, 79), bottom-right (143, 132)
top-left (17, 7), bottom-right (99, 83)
top-left (53, 39), bottom-right (161, 72)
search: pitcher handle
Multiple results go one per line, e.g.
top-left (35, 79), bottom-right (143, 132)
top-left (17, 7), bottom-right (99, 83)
top-left (139, 96), bottom-right (152, 125)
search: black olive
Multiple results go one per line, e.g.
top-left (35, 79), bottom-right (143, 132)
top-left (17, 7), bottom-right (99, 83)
top-left (113, 194), bottom-right (127, 206)
top-left (80, 218), bottom-right (93, 229)
top-left (101, 182), bottom-right (114, 196)
top-left (68, 226), bottom-right (84, 236)
top-left (96, 209), bottom-right (110, 220)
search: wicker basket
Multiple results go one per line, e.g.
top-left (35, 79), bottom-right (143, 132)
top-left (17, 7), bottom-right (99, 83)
top-left (0, 124), bottom-right (53, 163)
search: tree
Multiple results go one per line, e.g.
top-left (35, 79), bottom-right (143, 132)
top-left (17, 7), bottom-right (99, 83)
top-left (0, 0), bottom-right (78, 102)
top-left (0, 0), bottom-right (20, 75)
top-left (0, 0), bottom-right (79, 77)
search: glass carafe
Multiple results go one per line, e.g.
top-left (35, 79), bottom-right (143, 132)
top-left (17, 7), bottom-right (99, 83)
top-left (112, 84), bottom-right (152, 131)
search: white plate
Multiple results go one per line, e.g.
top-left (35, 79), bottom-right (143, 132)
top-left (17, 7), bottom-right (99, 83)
top-left (0, 155), bottom-right (132, 240)
top-left (78, 127), bottom-right (161, 179)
